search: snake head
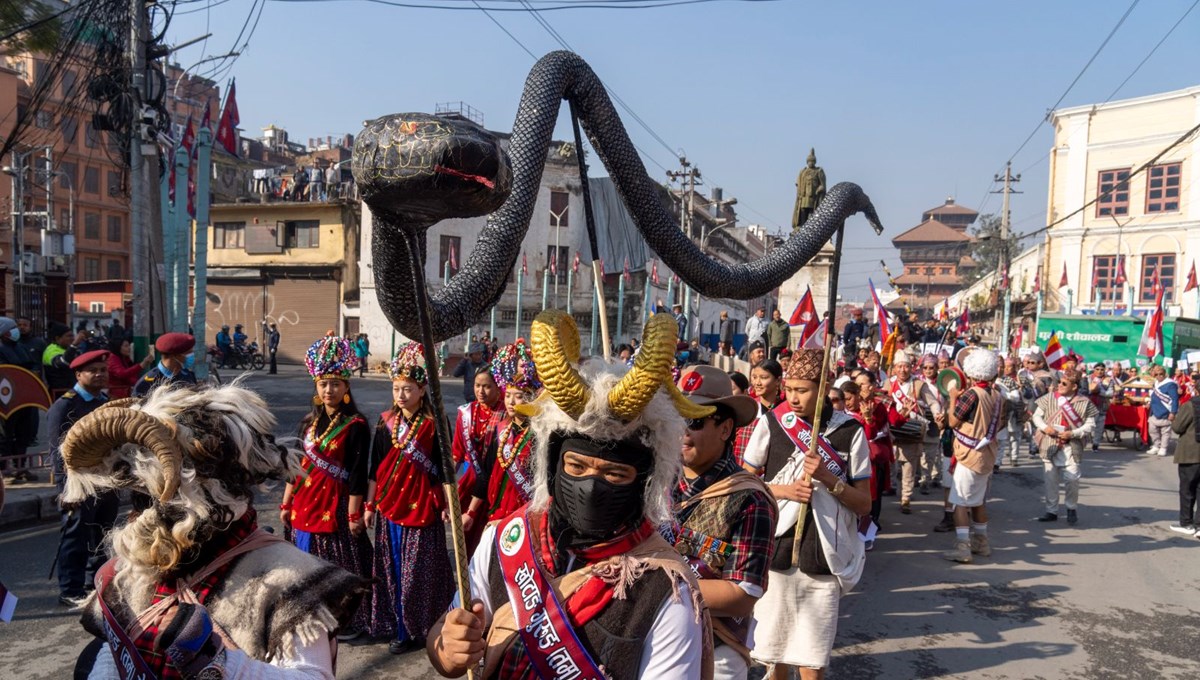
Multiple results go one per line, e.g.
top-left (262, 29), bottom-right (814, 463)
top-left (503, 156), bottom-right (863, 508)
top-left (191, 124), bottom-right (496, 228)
top-left (352, 113), bottom-right (513, 224)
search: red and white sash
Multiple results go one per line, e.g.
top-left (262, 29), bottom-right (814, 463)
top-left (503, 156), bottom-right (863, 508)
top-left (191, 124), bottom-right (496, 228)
top-left (889, 379), bottom-right (918, 411)
top-left (496, 512), bottom-right (605, 680)
top-left (499, 425), bottom-right (535, 502)
top-left (1056, 396), bottom-right (1085, 430)
top-left (96, 561), bottom-right (157, 680)
top-left (1153, 380), bottom-right (1176, 411)
top-left (456, 403), bottom-right (486, 478)
top-left (770, 402), bottom-right (848, 482)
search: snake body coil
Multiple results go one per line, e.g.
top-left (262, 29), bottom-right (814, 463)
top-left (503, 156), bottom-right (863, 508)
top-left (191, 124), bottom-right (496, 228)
top-left (354, 51), bottom-right (883, 342)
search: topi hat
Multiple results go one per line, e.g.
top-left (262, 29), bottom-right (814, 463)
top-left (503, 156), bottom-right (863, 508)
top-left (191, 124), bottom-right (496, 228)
top-left (785, 348), bottom-right (826, 382)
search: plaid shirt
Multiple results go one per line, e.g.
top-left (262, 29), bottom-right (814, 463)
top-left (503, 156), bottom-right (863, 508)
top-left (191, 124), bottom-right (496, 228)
top-left (674, 452), bottom-right (777, 589)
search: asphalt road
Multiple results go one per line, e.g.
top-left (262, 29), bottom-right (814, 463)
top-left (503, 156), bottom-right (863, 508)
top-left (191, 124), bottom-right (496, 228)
top-left (1, 369), bottom-right (1198, 679)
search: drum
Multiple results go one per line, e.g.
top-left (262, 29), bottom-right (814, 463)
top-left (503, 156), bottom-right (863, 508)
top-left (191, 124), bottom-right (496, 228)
top-left (891, 419), bottom-right (925, 442)
top-left (936, 367), bottom-right (968, 399)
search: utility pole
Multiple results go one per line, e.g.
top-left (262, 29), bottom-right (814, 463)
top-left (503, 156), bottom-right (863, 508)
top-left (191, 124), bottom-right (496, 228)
top-left (992, 162), bottom-right (1021, 351)
top-left (666, 158), bottom-right (701, 339)
top-left (128, 0), bottom-right (155, 351)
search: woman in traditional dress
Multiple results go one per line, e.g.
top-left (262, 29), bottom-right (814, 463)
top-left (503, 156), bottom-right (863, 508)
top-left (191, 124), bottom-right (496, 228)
top-left (364, 342), bottom-right (455, 654)
top-left (279, 335), bottom-right (373, 639)
top-left (733, 359), bottom-right (785, 468)
top-left (451, 364), bottom-right (502, 553)
top-left (462, 340), bottom-right (542, 531)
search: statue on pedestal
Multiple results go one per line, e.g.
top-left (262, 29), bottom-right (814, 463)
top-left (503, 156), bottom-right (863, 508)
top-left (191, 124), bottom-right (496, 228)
top-left (791, 148), bottom-right (827, 231)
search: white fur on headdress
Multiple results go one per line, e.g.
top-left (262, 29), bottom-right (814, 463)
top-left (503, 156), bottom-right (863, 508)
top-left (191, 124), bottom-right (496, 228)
top-left (962, 348), bottom-right (1000, 381)
top-left (527, 358), bottom-right (684, 527)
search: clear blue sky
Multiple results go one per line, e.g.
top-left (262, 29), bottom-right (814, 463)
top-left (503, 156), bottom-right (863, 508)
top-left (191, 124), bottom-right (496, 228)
top-left (167, 0), bottom-right (1200, 301)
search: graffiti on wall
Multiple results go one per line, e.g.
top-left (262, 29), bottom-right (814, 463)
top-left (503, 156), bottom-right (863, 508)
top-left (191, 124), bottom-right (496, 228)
top-left (206, 289), bottom-right (302, 341)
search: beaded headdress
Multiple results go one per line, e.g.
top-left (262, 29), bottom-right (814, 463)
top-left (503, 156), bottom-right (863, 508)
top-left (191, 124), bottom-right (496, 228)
top-left (491, 339), bottom-right (542, 394)
top-left (305, 336), bottom-right (360, 380)
top-left (389, 341), bottom-right (441, 385)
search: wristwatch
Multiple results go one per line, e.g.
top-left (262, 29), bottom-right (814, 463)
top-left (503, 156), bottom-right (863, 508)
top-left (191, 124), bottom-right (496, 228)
top-left (830, 480), bottom-right (847, 497)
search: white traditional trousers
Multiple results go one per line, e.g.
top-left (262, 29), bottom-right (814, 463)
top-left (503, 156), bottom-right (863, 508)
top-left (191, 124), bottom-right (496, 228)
top-left (1043, 457), bottom-right (1081, 514)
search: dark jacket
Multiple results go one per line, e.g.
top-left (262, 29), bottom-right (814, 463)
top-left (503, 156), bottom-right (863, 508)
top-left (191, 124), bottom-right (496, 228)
top-left (765, 319), bottom-right (790, 349)
top-left (719, 318), bottom-right (734, 344)
top-left (1171, 399), bottom-right (1200, 465)
top-left (842, 320), bottom-right (866, 352)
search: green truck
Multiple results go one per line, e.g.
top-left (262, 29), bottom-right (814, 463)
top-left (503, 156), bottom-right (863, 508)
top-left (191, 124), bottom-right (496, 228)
top-left (1034, 313), bottom-right (1200, 366)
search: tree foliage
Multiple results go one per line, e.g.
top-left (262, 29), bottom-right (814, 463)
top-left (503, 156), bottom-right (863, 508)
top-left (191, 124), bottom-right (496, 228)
top-left (960, 213), bottom-right (1004, 286)
top-left (1, 1), bottom-right (62, 54)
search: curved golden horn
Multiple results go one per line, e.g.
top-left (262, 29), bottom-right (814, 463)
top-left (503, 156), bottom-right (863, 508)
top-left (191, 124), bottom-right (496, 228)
top-left (665, 382), bottom-right (718, 420)
top-left (529, 309), bottom-right (590, 419)
top-left (608, 313), bottom-right (679, 421)
top-left (60, 408), bottom-right (183, 503)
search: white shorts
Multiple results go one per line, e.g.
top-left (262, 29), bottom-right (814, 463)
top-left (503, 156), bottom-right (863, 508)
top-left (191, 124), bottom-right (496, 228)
top-left (750, 568), bottom-right (839, 669)
top-left (948, 463), bottom-right (991, 507)
top-left (713, 642), bottom-right (749, 680)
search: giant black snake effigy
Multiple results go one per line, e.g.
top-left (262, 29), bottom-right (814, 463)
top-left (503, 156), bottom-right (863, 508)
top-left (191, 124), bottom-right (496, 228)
top-left (352, 51), bottom-right (884, 342)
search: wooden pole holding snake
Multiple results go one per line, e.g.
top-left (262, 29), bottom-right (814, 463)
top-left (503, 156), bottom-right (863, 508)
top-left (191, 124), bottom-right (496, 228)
top-left (399, 228), bottom-right (477, 680)
top-left (792, 221), bottom-right (847, 560)
top-left (570, 100), bottom-right (612, 361)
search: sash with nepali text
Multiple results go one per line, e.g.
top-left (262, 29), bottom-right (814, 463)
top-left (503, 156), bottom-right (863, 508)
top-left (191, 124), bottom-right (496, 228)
top-left (496, 512), bottom-right (605, 680)
top-left (769, 402), bottom-right (848, 483)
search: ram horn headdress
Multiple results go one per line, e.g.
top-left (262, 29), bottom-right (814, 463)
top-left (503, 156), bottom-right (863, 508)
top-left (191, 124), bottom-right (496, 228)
top-left (61, 406), bottom-right (184, 503)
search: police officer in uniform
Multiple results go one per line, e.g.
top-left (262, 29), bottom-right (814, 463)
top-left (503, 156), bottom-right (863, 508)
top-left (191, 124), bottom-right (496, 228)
top-left (133, 332), bottom-right (198, 397)
top-left (47, 349), bottom-right (118, 608)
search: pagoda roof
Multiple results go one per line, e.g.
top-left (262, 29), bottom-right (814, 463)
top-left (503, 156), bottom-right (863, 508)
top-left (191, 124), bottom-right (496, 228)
top-left (892, 219), bottom-right (972, 244)
top-left (923, 199), bottom-right (979, 217)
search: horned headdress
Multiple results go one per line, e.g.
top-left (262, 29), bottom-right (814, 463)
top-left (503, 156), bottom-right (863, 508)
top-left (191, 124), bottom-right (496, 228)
top-left (519, 309), bottom-right (714, 525)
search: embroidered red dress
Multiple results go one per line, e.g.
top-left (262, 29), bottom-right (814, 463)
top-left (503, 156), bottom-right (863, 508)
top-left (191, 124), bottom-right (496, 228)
top-left (367, 410), bottom-right (454, 642)
top-left (452, 400), bottom-right (500, 507)
top-left (473, 417), bottom-right (536, 521)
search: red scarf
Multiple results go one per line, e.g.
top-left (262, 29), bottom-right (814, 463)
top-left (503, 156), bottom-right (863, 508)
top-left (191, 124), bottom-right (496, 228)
top-left (498, 508), bottom-right (654, 677)
top-left (130, 509), bottom-right (258, 679)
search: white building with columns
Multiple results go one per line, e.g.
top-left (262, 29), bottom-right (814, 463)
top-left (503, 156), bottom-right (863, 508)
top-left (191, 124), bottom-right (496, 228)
top-left (1045, 84), bottom-right (1200, 319)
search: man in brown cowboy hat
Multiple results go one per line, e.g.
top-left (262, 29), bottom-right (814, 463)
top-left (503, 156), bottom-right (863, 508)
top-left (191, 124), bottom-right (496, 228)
top-left (675, 365), bottom-right (778, 679)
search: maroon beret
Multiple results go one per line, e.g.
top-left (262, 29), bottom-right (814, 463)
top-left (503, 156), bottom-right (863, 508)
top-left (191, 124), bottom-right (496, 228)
top-left (155, 332), bottom-right (195, 355)
top-left (71, 349), bottom-right (111, 370)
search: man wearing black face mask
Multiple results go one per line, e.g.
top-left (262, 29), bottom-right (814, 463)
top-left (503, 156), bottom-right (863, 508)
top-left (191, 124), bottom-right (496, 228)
top-left (674, 365), bottom-right (777, 680)
top-left (428, 310), bottom-right (715, 680)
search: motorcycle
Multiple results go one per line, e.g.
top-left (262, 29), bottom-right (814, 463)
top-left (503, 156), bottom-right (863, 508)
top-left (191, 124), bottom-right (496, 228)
top-left (213, 342), bottom-right (266, 371)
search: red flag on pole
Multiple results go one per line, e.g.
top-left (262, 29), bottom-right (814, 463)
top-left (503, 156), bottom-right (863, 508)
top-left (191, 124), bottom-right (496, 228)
top-left (956, 306), bottom-right (970, 335)
top-left (1011, 324), bottom-right (1024, 352)
top-left (449, 242), bottom-right (458, 271)
top-left (215, 79), bottom-right (240, 156)
top-left (651, 260), bottom-right (659, 285)
top-left (1115, 256), bottom-right (1127, 285)
top-left (200, 99), bottom-right (212, 132)
top-left (1185, 261), bottom-right (1198, 293)
top-left (623, 258), bottom-right (631, 283)
top-left (1138, 290), bottom-right (1165, 359)
top-left (1091, 261), bottom-right (1099, 290)
top-left (1032, 267), bottom-right (1041, 294)
top-left (572, 251), bottom-right (581, 273)
top-left (801, 320), bottom-right (827, 349)
top-left (1058, 263), bottom-right (1068, 289)
top-left (549, 251), bottom-right (557, 276)
top-left (1000, 260), bottom-right (1010, 289)
top-left (181, 117), bottom-right (197, 218)
top-left (868, 279), bottom-right (891, 339)
top-left (521, 252), bottom-right (528, 276)
top-left (789, 286), bottom-right (817, 328)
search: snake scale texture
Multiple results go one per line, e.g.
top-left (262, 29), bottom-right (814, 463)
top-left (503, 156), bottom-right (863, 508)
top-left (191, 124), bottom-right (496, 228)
top-left (353, 51), bottom-right (884, 342)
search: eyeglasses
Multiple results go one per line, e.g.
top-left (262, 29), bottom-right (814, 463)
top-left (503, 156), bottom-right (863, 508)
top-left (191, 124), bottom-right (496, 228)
top-left (686, 416), bottom-right (720, 431)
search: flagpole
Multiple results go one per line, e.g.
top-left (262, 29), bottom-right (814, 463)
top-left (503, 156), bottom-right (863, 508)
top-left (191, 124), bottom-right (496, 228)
top-left (642, 271), bottom-right (652, 324)
top-left (160, 148), bottom-right (176, 330)
top-left (541, 266), bottom-right (550, 311)
top-left (590, 280), bottom-right (599, 356)
top-left (443, 260), bottom-right (451, 362)
top-left (793, 220), bottom-right (847, 561)
top-left (566, 262), bottom-right (574, 316)
top-left (569, 101), bottom-right (611, 360)
top-left (515, 263), bottom-right (524, 341)
top-left (665, 275), bottom-right (674, 310)
top-left (191, 126), bottom-right (213, 379)
top-left (172, 145), bottom-right (191, 333)
top-left (616, 272), bottom-right (626, 345)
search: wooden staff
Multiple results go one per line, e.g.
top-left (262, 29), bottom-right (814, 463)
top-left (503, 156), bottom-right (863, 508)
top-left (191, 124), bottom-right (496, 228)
top-left (398, 228), bottom-right (476, 680)
top-left (792, 221), bottom-right (847, 560)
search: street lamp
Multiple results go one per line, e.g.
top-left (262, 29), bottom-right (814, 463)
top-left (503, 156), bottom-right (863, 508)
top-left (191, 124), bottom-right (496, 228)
top-left (4, 146), bottom-right (52, 285)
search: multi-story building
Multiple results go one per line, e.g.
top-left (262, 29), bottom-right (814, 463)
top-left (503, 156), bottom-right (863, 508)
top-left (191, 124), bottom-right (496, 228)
top-left (201, 196), bottom-right (362, 364)
top-left (1046, 84), bottom-right (1199, 317)
top-left (1, 48), bottom-right (131, 326)
top-left (891, 198), bottom-right (979, 313)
